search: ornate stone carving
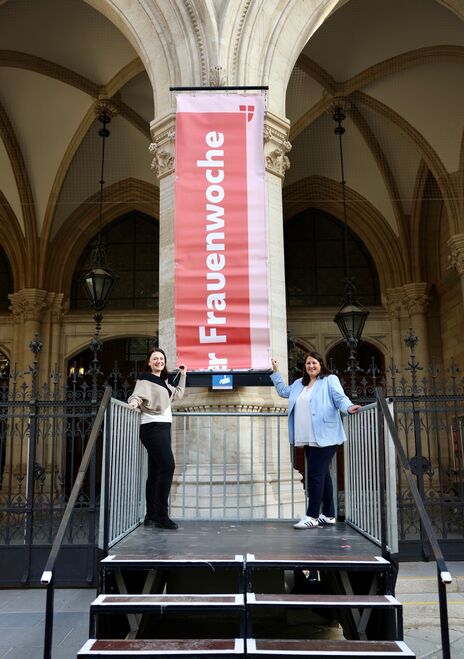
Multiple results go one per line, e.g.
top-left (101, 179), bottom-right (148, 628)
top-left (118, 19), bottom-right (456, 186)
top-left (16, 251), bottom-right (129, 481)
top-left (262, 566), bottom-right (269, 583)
top-left (384, 288), bottom-right (403, 319)
top-left (8, 289), bottom-right (49, 323)
top-left (209, 65), bottom-right (226, 86)
top-left (264, 112), bottom-right (292, 179)
top-left (94, 98), bottom-right (118, 119)
top-left (47, 293), bottom-right (65, 323)
top-left (447, 233), bottom-right (464, 276)
top-left (149, 124), bottom-right (175, 179)
top-left (401, 283), bottom-right (431, 316)
top-left (184, 0), bottom-right (208, 84)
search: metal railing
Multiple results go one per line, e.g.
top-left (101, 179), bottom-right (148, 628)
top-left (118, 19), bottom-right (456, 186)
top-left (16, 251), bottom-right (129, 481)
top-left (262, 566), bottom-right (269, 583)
top-left (376, 388), bottom-right (452, 659)
top-left (40, 386), bottom-right (112, 659)
top-left (169, 411), bottom-right (303, 520)
top-left (99, 398), bottom-right (145, 550)
top-left (344, 401), bottom-right (398, 554)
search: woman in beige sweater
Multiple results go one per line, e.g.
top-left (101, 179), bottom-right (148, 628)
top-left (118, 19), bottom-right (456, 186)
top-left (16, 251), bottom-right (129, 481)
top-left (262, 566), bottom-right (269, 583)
top-left (128, 348), bottom-right (186, 529)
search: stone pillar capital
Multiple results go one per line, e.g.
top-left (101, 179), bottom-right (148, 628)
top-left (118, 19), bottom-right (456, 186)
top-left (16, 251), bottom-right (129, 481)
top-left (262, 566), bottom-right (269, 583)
top-left (447, 233), bottom-right (464, 276)
top-left (401, 282), bottom-right (431, 316)
top-left (8, 289), bottom-right (49, 323)
top-left (384, 288), bottom-right (404, 319)
top-left (149, 113), bottom-right (176, 180)
top-left (264, 111), bottom-right (291, 179)
top-left (46, 293), bottom-right (65, 322)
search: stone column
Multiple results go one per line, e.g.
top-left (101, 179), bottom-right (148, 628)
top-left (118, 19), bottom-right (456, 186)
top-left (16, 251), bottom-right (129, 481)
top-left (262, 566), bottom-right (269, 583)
top-left (6, 289), bottom-right (49, 495)
top-left (149, 109), bottom-right (304, 518)
top-left (263, 110), bottom-right (292, 378)
top-left (149, 114), bottom-right (176, 362)
top-left (448, 233), bottom-right (464, 305)
top-left (401, 282), bottom-right (431, 368)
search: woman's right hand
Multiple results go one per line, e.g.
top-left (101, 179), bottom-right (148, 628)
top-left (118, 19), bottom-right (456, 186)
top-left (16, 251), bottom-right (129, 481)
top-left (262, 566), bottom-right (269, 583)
top-left (271, 358), bottom-right (279, 372)
top-left (128, 399), bottom-right (139, 409)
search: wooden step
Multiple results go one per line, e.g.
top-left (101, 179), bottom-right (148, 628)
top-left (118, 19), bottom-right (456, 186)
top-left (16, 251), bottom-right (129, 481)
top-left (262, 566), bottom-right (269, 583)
top-left (246, 594), bottom-right (402, 640)
top-left (246, 638), bottom-right (415, 658)
top-left (245, 553), bottom-right (391, 571)
top-left (91, 593), bottom-right (245, 612)
top-left (247, 594), bottom-right (401, 608)
top-left (101, 554), bottom-right (245, 569)
top-left (78, 638), bottom-right (244, 657)
top-left (90, 594), bottom-right (246, 639)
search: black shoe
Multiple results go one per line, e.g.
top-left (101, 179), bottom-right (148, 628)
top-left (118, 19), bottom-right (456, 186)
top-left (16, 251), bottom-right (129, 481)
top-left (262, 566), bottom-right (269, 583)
top-left (143, 517), bottom-right (157, 527)
top-left (153, 517), bottom-right (178, 530)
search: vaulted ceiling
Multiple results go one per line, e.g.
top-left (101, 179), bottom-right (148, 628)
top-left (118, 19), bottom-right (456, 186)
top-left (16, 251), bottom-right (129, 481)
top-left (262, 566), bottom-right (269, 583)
top-left (0, 0), bottom-right (463, 290)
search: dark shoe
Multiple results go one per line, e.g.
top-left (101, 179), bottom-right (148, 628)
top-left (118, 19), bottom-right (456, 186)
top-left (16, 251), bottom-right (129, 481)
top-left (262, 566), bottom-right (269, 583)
top-left (143, 517), bottom-right (157, 527)
top-left (154, 517), bottom-right (178, 530)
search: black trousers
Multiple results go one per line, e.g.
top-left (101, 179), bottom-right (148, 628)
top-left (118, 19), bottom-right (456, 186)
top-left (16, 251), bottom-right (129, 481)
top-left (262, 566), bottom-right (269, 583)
top-left (139, 422), bottom-right (175, 521)
top-left (304, 444), bottom-right (338, 518)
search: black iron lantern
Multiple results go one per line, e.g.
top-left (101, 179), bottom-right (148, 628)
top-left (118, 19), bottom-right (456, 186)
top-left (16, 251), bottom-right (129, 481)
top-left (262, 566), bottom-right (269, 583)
top-left (80, 102), bottom-right (118, 328)
top-left (81, 244), bottom-right (118, 312)
top-left (334, 279), bottom-right (369, 347)
top-left (331, 102), bottom-right (369, 347)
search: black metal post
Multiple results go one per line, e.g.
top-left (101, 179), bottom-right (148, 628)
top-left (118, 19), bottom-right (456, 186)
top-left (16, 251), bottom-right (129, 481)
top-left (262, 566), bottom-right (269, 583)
top-left (404, 328), bottom-right (430, 560)
top-left (23, 335), bottom-right (42, 584)
top-left (345, 334), bottom-right (362, 401)
top-left (437, 563), bottom-right (451, 659)
top-left (43, 576), bottom-right (55, 659)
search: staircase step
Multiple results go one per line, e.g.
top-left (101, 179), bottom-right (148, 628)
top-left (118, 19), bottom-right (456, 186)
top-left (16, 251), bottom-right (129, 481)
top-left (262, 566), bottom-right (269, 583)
top-left (91, 593), bottom-right (245, 612)
top-left (248, 594), bottom-right (401, 608)
top-left (246, 638), bottom-right (415, 657)
top-left (90, 594), bottom-right (246, 639)
top-left (78, 638), bottom-right (244, 657)
top-left (101, 554), bottom-right (245, 569)
top-left (246, 554), bottom-right (390, 571)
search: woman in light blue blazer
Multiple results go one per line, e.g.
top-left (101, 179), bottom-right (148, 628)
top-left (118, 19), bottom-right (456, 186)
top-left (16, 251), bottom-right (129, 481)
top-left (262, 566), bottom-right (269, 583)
top-left (271, 351), bottom-right (361, 529)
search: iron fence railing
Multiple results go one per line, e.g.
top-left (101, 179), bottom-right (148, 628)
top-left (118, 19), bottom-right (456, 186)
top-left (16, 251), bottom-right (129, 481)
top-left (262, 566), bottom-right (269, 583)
top-left (343, 401), bottom-right (398, 554)
top-left (99, 399), bottom-right (145, 549)
top-left (170, 411), bottom-right (302, 520)
top-left (1, 331), bottom-right (464, 585)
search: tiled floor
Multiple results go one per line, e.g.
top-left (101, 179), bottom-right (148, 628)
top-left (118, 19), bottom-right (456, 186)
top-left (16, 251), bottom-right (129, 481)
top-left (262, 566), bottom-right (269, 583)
top-left (0, 587), bottom-right (95, 659)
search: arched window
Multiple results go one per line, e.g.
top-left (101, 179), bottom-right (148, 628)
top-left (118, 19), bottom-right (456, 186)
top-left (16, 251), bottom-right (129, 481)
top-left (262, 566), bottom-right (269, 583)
top-left (284, 208), bottom-right (380, 307)
top-left (0, 246), bottom-right (13, 312)
top-left (71, 211), bottom-right (159, 310)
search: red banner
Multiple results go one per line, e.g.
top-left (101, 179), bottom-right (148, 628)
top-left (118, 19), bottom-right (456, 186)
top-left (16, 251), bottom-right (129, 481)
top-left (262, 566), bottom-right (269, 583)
top-left (174, 94), bottom-right (269, 371)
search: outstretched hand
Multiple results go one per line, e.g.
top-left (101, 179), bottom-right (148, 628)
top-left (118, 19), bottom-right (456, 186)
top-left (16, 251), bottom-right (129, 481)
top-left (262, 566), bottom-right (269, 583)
top-left (348, 405), bottom-right (362, 414)
top-left (178, 364), bottom-right (187, 372)
top-left (271, 358), bottom-right (279, 372)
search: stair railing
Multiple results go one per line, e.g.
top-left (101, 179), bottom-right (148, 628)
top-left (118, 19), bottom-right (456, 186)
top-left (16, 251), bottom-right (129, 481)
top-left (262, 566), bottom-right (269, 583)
top-left (344, 400), bottom-right (398, 555)
top-left (40, 386), bottom-right (112, 659)
top-left (98, 397), bottom-right (145, 552)
top-left (376, 387), bottom-right (452, 659)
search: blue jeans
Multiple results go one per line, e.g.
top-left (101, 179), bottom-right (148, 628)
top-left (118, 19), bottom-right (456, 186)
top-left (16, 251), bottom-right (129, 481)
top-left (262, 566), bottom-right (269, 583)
top-left (304, 444), bottom-right (339, 518)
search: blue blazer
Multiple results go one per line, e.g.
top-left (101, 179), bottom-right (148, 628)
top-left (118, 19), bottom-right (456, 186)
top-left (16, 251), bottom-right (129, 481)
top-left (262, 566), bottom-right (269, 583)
top-left (271, 372), bottom-right (354, 446)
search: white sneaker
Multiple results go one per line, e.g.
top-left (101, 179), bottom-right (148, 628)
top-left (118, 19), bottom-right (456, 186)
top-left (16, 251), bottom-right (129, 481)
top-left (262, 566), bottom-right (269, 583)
top-left (293, 516), bottom-right (320, 529)
top-left (318, 514), bottom-right (336, 525)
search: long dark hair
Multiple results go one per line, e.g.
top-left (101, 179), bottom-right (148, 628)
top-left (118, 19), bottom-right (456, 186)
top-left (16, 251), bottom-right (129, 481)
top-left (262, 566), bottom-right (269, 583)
top-left (145, 347), bottom-right (169, 381)
top-left (301, 351), bottom-right (331, 386)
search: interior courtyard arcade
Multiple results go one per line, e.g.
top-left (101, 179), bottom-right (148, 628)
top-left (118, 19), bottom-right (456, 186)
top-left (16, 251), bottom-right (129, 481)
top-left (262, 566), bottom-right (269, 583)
top-left (1, 0), bottom-right (464, 522)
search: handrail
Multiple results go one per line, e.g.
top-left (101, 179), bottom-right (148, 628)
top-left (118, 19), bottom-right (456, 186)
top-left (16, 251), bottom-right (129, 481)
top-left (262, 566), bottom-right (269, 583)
top-left (41, 386), bottom-right (112, 659)
top-left (376, 387), bottom-right (452, 659)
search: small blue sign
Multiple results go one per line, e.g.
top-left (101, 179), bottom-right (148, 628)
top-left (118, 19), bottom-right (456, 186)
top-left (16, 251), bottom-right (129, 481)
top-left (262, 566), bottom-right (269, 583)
top-left (212, 373), bottom-right (234, 390)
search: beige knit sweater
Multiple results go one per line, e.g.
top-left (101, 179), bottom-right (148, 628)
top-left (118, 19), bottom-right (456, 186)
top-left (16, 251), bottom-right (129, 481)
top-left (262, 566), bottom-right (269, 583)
top-left (128, 372), bottom-right (186, 417)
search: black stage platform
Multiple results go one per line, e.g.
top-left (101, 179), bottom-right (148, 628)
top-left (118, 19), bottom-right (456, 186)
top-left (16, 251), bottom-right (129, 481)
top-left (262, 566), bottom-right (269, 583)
top-left (110, 520), bottom-right (383, 564)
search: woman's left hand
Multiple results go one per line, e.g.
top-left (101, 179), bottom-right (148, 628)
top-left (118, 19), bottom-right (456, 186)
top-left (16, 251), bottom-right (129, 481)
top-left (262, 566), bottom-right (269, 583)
top-left (178, 364), bottom-right (187, 372)
top-left (348, 405), bottom-right (362, 414)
